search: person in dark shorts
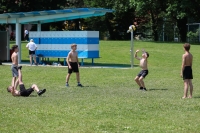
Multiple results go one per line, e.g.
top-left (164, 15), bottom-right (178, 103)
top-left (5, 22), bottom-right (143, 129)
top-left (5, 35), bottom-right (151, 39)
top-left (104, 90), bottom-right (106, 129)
top-left (7, 66), bottom-right (46, 97)
top-left (134, 49), bottom-right (149, 91)
top-left (65, 44), bottom-right (83, 87)
top-left (26, 39), bottom-right (37, 65)
top-left (181, 43), bottom-right (193, 99)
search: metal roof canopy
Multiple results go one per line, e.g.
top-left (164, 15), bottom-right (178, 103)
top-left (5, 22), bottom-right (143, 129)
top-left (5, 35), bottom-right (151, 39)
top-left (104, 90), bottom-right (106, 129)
top-left (0, 8), bottom-right (114, 64)
top-left (0, 8), bottom-right (113, 24)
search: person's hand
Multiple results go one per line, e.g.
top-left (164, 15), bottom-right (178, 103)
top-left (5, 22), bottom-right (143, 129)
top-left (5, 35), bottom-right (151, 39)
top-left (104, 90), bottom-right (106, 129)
top-left (180, 73), bottom-right (183, 78)
top-left (136, 50), bottom-right (140, 53)
top-left (69, 65), bottom-right (72, 69)
top-left (78, 64), bottom-right (80, 67)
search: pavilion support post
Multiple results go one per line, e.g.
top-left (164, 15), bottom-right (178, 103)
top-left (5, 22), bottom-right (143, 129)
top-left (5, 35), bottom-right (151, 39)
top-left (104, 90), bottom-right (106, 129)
top-left (16, 22), bottom-right (21, 64)
top-left (37, 22), bottom-right (41, 31)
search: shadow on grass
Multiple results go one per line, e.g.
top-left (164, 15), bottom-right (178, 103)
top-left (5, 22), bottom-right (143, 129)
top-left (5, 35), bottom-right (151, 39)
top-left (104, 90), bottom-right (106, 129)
top-left (82, 62), bottom-right (139, 68)
top-left (193, 96), bottom-right (200, 99)
top-left (28, 95), bottom-right (47, 97)
top-left (68, 86), bottom-right (97, 88)
top-left (148, 88), bottom-right (168, 91)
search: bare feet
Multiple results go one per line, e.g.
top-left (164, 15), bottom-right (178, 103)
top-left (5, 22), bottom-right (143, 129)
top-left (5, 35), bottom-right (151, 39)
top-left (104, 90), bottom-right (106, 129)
top-left (188, 95), bottom-right (192, 98)
top-left (182, 96), bottom-right (187, 99)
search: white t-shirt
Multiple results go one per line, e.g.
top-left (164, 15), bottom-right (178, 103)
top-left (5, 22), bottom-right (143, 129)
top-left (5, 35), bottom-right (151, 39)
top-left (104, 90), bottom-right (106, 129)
top-left (26, 42), bottom-right (37, 51)
top-left (24, 30), bottom-right (28, 35)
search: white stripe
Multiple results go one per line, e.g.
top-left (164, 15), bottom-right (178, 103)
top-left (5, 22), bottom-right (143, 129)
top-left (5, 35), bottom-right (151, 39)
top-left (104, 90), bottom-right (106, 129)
top-left (29, 31), bottom-right (99, 38)
top-left (36, 44), bottom-right (99, 51)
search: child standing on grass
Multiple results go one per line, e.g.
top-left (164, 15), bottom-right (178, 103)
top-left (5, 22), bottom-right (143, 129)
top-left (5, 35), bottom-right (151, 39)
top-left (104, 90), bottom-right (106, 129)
top-left (11, 45), bottom-right (20, 90)
top-left (65, 44), bottom-right (83, 87)
top-left (181, 43), bottom-right (193, 99)
top-left (134, 49), bottom-right (149, 91)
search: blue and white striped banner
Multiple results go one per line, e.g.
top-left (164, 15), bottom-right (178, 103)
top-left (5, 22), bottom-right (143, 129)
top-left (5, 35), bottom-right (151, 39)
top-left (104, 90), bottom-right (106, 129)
top-left (29, 31), bottom-right (99, 58)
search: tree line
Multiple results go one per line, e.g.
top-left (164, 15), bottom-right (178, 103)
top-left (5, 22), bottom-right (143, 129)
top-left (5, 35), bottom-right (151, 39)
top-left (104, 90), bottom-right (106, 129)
top-left (0, 0), bottom-right (199, 41)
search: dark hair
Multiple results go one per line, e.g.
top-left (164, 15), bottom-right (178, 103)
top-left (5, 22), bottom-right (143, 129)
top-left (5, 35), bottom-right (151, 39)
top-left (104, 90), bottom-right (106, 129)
top-left (11, 45), bottom-right (18, 51)
top-left (183, 43), bottom-right (190, 51)
top-left (146, 52), bottom-right (149, 58)
top-left (7, 87), bottom-right (11, 92)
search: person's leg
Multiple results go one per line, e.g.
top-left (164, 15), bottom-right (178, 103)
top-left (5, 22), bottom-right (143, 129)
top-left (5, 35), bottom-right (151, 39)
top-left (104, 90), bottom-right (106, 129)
top-left (31, 84), bottom-right (39, 92)
top-left (188, 79), bottom-right (193, 98)
top-left (134, 76), bottom-right (142, 89)
top-left (66, 73), bottom-right (71, 83)
top-left (31, 84), bottom-right (46, 96)
top-left (66, 73), bottom-right (71, 86)
top-left (18, 68), bottom-right (23, 85)
top-left (13, 78), bottom-right (19, 90)
top-left (76, 72), bottom-right (80, 83)
top-left (12, 77), bottom-right (16, 87)
top-left (183, 79), bottom-right (189, 98)
top-left (29, 55), bottom-right (32, 65)
top-left (139, 77), bottom-right (145, 88)
top-left (33, 55), bottom-right (37, 65)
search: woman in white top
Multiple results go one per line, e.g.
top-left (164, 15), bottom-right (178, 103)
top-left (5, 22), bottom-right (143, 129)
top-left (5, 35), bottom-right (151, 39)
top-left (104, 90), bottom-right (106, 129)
top-left (26, 39), bottom-right (37, 65)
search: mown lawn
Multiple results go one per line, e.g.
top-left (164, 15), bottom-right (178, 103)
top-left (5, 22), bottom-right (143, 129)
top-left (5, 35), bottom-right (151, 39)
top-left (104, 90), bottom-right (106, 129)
top-left (1, 41), bottom-right (200, 133)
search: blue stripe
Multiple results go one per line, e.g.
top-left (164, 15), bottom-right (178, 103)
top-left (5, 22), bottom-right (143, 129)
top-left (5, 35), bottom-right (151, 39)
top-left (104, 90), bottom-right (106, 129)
top-left (36, 50), bottom-right (99, 58)
top-left (31, 37), bottom-right (99, 44)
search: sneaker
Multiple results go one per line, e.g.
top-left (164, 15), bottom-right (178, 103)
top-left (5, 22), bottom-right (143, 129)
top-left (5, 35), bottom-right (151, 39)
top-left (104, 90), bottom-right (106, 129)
top-left (143, 88), bottom-right (147, 91)
top-left (139, 87), bottom-right (143, 90)
top-left (34, 63), bottom-right (38, 66)
top-left (18, 66), bottom-right (22, 70)
top-left (77, 83), bottom-right (83, 87)
top-left (38, 89), bottom-right (46, 96)
top-left (66, 83), bottom-right (69, 87)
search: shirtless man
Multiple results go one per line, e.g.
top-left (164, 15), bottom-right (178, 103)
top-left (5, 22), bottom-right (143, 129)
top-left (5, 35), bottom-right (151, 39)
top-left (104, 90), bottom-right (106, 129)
top-left (11, 45), bottom-right (20, 89)
top-left (65, 44), bottom-right (83, 87)
top-left (181, 43), bottom-right (193, 99)
top-left (134, 49), bottom-right (149, 91)
top-left (7, 67), bottom-right (46, 97)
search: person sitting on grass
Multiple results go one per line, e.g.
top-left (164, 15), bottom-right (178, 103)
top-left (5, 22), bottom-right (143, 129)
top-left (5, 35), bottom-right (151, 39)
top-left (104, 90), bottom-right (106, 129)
top-left (134, 49), bottom-right (149, 91)
top-left (7, 66), bottom-right (46, 97)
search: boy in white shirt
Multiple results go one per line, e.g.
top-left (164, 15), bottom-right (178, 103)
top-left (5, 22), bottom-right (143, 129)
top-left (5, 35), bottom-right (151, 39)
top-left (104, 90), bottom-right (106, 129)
top-left (26, 39), bottom-right (37, 65)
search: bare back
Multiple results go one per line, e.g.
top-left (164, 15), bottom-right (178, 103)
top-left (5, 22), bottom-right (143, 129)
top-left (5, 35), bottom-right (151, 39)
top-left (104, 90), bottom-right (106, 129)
top-left (11, 52), bottom-right (18, 66)
top-left (68, 51), bottom-right (78, 62)
top-left (183, 52), bottom-right (193, 67)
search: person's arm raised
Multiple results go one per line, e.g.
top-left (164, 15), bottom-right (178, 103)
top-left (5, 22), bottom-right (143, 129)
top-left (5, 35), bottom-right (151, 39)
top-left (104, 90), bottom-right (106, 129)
top-left (134, 50), bottom-right (141, 60)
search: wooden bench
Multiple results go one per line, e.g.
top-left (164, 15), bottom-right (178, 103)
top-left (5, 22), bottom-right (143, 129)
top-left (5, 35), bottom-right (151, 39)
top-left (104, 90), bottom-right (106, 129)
top-left (36, 55), bottom-right (97, 66)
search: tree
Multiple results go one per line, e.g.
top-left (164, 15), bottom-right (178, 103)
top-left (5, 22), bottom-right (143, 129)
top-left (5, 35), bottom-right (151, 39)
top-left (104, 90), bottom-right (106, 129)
top-left (84, 0), bottom-right (135, 40)
top-left (134, 0), bottom-right (168, 41)
top-left (166, 0), bottom-right (200, 42)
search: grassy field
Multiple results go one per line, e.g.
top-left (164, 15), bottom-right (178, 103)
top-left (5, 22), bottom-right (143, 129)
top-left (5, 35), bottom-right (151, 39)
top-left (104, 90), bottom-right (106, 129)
top-left (1, 41), bottom-right (200, 133)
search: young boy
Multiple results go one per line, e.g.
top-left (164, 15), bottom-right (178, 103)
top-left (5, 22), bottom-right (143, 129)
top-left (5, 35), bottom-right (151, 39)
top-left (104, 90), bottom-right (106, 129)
top-left (65, 44), bottom-right (83, 87)
top-left (7, 67), bottom-right (46, 97)
top-left (181, 43), bottom-right (193, 99)
top-left (134, 49), bottom-right (149, 91)
top-left (11, 45), bottom-right (20, 90)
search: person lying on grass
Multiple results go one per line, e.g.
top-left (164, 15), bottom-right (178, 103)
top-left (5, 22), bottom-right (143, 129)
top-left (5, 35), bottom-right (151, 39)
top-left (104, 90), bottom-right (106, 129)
top-left (7, 66), bottom-right (46, 97)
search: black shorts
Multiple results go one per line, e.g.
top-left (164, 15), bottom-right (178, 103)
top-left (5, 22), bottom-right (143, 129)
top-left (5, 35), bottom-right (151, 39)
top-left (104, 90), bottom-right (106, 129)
top-left (68, 62), bottom-right (79, 74)
top-left (29, 50), bottom-right (35, 55)
top-left (137, 70), bottom-right (148, 78)
top-left (183, 66), bottom-right (193, 80)
top-left (19, 84), bottom-right (34, 97)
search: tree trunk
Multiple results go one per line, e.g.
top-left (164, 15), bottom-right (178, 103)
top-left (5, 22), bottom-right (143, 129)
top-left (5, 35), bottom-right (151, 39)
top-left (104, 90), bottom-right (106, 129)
top-left (177, 17), bottom-right (187, 42)
top-left (105, 17), bottom-right (114, 40)
top-left (150, 10), bottom-right (158, 41)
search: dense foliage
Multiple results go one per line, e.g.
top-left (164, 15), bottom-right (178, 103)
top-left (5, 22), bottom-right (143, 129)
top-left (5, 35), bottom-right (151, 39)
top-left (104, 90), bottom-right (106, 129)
top-left (0, 0), bottom-right (199, 41)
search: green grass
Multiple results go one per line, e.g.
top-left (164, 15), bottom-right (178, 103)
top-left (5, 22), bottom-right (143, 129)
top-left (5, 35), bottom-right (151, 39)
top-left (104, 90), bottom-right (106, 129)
top-left (1, 41), bottom-right (200, 133)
